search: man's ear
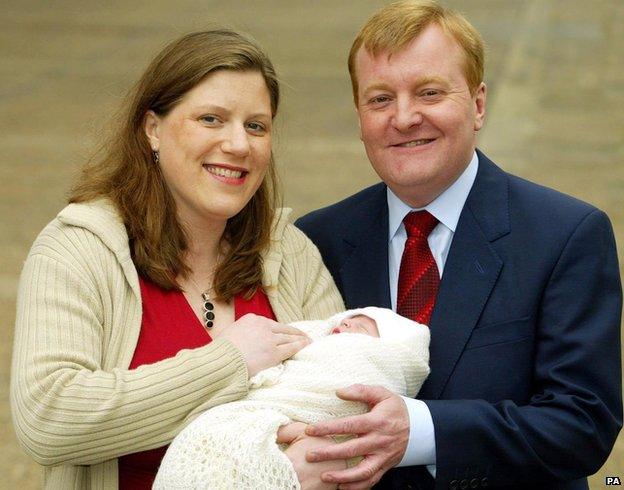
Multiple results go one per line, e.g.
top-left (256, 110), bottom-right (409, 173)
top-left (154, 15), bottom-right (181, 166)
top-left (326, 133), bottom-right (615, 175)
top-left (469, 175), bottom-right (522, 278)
top-left (144, 110), bottom-right (161, 151)
top-left (356, 106), bottom-right (363, 141)
top-left (474, 82), bottom-right (487, 131)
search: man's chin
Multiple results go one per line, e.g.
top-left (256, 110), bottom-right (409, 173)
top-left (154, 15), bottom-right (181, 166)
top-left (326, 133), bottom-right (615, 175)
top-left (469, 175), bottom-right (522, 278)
top-left (386, 181), bottom-right (441, 208)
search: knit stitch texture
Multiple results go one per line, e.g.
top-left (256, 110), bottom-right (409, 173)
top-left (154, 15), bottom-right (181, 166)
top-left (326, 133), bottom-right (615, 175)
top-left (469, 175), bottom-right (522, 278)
top-left (11, 199), bottom-right (344, 490)
top-left (154, 311), bottom-right (430, 489)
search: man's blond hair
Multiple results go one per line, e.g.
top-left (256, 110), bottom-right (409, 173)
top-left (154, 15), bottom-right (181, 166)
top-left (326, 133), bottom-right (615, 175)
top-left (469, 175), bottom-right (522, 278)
top-left (348, 0), bottom-right (485, 103)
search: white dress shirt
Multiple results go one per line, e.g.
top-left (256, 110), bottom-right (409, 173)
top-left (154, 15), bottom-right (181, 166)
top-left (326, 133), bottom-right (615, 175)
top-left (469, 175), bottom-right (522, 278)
top-left (392, 152), bottom-right (479, 473)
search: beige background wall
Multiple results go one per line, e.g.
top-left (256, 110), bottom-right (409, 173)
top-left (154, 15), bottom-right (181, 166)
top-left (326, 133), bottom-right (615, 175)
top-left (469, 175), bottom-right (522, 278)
top-left (1, 1), bottom-right (622, 488)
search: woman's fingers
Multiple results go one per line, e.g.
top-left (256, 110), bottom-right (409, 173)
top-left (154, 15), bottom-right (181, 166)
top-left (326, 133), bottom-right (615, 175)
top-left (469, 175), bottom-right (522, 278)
top-left (320, 454), bottom-right (385, 489)
top-left (215, 314), bottom-right (311, 375)
top-left (277, 336), bottom-right (312, 359)
top-left (271, 322), bottom-right (309, 337)
top-left (275, 332), bottom-right (311, 346)
top-left (276, 422), bottom-right (308, 444)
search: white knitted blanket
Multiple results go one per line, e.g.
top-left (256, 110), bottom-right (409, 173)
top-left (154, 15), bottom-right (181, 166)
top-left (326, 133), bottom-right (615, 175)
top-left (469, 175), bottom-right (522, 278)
top-left (154, 310), bottom-right (430, 489)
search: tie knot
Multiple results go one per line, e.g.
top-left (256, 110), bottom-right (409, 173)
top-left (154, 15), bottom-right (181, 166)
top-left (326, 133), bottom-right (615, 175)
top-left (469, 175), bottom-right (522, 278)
top-left (403, 211), bottom-right (438, 238)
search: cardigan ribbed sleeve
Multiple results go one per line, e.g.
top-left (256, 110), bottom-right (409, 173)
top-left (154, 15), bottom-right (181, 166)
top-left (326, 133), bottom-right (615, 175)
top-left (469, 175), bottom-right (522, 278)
top-left (11, 202), bottom-right (345, 489)
top-left (11, 221), bottom-right (248, 467)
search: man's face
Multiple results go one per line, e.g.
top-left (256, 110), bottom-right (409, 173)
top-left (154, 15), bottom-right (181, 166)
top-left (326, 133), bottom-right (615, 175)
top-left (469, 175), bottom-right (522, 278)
top-left (354, 24), bottom-right (486, 207)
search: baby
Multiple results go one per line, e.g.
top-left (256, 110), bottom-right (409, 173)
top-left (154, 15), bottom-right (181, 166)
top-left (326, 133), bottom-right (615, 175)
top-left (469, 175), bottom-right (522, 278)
top-left (330, 314), bottom-right (380, 336)
top-left (154, 307), bottom-right (430, 490)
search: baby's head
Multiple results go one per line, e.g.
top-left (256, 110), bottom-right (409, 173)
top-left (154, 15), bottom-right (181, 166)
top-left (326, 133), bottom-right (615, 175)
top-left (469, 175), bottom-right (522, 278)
top-left (328, 307), bottom-right (428, 345)
top-left (331, 314), bottom-right (380, 337)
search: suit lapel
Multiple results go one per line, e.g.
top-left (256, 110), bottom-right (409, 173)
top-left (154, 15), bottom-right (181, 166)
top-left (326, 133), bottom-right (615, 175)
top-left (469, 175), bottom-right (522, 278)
top-left (339, 185), bottom-right (392, 309)
top-left (419, 152), bottom-right (509, 399)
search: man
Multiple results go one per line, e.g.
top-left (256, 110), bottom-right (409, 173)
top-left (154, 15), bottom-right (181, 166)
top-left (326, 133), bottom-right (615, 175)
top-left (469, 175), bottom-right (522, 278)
top-left (294, 1), bottom-right (622, 489)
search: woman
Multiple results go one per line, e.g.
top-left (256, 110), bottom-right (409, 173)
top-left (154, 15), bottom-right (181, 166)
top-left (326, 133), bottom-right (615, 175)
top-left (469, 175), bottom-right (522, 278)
top-left (10, 29), bottom-right (344, 489)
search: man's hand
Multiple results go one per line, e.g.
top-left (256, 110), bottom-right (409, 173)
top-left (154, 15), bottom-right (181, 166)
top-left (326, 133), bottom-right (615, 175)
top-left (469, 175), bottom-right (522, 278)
top-left (305, 384), bottom-right (410, 490)
top-left (277, 422), bottom-right (344, 490)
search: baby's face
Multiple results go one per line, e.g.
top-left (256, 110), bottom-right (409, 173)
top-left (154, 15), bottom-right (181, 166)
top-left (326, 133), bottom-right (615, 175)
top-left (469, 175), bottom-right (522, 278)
top-left (331, 315), bottom-right (380, 337)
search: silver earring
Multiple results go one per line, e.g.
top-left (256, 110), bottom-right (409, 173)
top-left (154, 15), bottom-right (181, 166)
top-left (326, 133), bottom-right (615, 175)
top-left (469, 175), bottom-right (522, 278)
top-left (152, 150), bottom-right (160, 164)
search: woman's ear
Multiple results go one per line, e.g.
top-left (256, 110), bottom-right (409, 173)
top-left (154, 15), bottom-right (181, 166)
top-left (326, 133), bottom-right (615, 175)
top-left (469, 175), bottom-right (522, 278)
top-left (144, 110), bottom-right (161, 151)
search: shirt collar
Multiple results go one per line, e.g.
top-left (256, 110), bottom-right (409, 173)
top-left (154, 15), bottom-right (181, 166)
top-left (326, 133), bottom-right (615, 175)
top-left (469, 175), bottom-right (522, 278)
top-left (387, 150), bottom-right (479, 241)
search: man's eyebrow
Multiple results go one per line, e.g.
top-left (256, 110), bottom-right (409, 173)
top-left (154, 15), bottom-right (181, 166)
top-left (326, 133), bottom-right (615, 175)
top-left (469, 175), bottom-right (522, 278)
top-left (413, 75), bottom-right (450, 87)
top-left (362, 82), bottom-right (392, 95)
top-left (361, 76), bottom-right (451, 98)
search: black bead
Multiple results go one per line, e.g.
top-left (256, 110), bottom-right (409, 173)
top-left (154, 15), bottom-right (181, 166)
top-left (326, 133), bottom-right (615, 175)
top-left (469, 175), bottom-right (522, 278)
top-left (204, 301), bottom-right (214, 311)
top-left (204, 311), bottom-right (215, 321)
top-left (206, 320), bottom-right (213, 329)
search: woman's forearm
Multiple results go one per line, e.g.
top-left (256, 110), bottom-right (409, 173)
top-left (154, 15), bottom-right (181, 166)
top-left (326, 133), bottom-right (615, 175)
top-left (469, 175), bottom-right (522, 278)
top-left (11, 253), bottom-right (248, 466)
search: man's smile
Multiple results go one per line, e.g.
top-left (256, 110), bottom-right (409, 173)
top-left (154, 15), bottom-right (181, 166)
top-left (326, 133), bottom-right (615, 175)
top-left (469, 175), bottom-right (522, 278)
top-left (392, 138), bottom-right (436, 148)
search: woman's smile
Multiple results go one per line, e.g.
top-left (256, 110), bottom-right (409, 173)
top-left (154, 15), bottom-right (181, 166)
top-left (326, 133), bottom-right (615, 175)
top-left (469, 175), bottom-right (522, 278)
top-left (203, 163), bottom-right (248, 185)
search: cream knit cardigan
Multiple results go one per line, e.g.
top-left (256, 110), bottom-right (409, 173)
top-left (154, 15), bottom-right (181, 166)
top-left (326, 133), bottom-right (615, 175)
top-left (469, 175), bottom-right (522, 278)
top-left (10, 199), bottom-right (344, 490)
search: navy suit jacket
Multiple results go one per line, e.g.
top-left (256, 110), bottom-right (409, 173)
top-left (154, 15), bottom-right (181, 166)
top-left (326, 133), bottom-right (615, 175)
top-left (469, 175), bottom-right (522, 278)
top-left (296, 151), bottom-right (622, 490)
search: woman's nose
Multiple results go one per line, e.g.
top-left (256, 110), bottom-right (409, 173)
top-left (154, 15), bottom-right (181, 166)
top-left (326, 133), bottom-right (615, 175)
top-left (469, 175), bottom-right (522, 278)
top-left (221, 125), bottom-right (250, 157)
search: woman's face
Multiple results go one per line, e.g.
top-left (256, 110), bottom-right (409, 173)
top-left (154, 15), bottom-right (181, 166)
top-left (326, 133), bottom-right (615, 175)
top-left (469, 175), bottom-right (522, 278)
top-left (144, 70), bottom-right (273, 227)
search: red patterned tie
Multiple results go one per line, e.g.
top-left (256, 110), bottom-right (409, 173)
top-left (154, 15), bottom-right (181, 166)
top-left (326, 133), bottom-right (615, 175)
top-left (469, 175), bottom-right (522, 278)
top-left (397, 211), bottom-right (440, 325)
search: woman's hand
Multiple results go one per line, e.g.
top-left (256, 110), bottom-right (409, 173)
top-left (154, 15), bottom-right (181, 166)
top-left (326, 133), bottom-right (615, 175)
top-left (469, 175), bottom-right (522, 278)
top-left (211, 313), bottom-right (310, 377)
top-left (277, 422), bottom-right (345, 490)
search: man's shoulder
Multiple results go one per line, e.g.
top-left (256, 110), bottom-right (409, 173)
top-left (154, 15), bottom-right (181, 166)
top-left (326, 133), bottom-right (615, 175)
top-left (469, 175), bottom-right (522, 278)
top-left (295, 182), bottom-right (386, 236)
top-left (505, 169), bottom-right (601, 227)
top-left (478, 152), bottom-right (601, 223)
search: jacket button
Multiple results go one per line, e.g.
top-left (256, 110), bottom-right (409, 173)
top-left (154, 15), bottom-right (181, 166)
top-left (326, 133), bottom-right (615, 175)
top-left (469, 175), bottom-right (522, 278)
top-left (450, 479), bottom-right (459, 490)
top-left (460, 479), bottom-right (469, 489)
top-left (470, 478), bottom-right (479, 488)
top-left (480, 477), bottom-right (489, 487)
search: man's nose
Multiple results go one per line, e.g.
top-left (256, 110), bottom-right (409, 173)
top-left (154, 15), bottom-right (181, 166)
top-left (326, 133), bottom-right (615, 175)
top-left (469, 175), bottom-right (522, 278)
top-left (392, 98), bottom-right (423, 132)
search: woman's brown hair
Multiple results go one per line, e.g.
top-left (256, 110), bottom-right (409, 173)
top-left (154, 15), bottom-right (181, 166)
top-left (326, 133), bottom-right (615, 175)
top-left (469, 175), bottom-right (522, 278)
top-left (69, 29), bottom-right (281, 301)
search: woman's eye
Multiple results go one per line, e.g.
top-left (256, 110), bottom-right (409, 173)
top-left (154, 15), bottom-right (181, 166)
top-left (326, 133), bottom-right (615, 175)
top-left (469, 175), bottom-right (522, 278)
top-left (246, 122), bottom-right (267, 133)
top-left (199, 115), bottom-right (219, 125)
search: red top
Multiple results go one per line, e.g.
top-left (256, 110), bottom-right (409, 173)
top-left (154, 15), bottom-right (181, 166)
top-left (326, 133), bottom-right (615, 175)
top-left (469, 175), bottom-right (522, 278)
top-left (118, 277), bottom-right (276, 490)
